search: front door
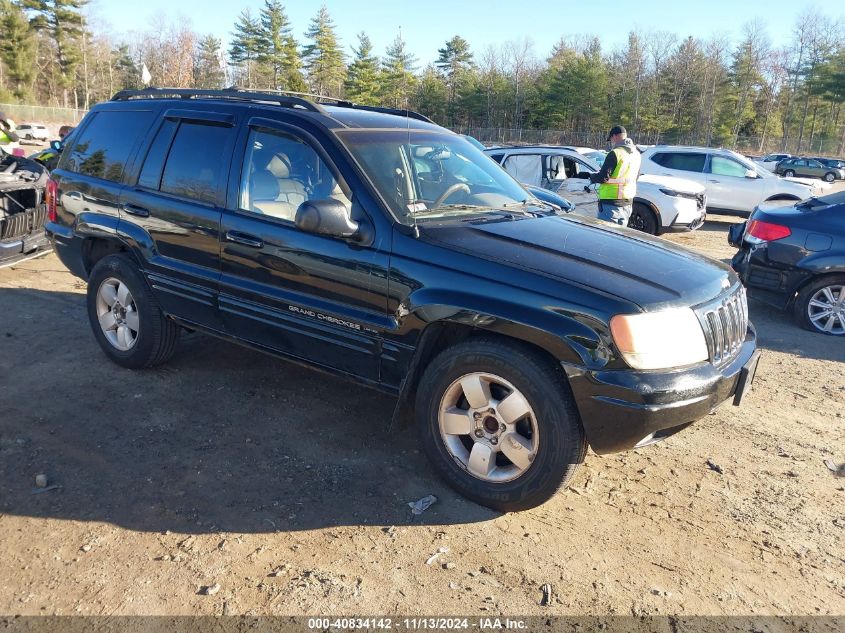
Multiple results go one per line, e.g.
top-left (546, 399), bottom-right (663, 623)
top-left (217, 118), bottom-right (389, 382)
top-left (706, 154), bottom-right (758, 212)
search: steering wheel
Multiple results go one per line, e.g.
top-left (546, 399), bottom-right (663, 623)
top-left (433, 183), bottom-right (470, 209)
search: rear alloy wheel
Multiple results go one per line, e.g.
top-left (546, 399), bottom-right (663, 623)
top-left (824, 172), bottom-right (836, 182)
top-left (628, 202), bottom-right (659, 235)
top-left (87, 254), bottom-right (181, 368)
top-left (795, 275), bottom-right (845, 336)
top-left (784, 169), bottom-right (795, 177)
top-left (416, 339), bottom-right (586, 511)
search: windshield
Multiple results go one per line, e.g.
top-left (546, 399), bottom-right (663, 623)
top-left (337, 130), bottom-right (532, 224)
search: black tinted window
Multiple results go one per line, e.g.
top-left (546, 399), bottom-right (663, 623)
top-left (159, 122), bottom-right (231, 204)
top-left (652, 152), bottom-right (706, 172)
top-left (62, 110), bottom-right (154, 182)
top-left (138, 119), bottom-right (177, 190)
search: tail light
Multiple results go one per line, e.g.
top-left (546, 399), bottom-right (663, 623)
top-left (46, 177), bottom-right (58, 222)
top-left (746, 219), bottom-right (791, 242)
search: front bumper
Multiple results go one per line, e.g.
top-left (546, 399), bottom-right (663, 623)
top-left (661, 195), bottom-right (707, 232)
top-left (563, 324), bottom-right (758, 454)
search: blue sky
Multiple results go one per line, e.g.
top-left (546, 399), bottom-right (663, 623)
top-left (90, 0), bottom-right (831, 65)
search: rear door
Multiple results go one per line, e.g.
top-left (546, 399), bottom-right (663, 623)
top-left (216, 116), bottom-right (390, 382)
top-left (118, 109), bottom-right (239, 330)
top-left (648, 151), bottom-right (708, 188)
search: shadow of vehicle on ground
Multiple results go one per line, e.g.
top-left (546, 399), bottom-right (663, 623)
top-left (0, 288), bottom-right (497, 535)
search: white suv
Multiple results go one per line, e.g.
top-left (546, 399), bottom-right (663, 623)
top-left (16, 123), bottom-right (50, 142)
top-left (485, 146), bottom-right (707, 235)
top-left (639, 146), bottom-right (825, 215)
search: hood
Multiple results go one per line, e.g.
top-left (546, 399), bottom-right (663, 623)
top-left (421, 214), bottom-right (735, 310)
top-left (638, 173), bottom-right (705, 194)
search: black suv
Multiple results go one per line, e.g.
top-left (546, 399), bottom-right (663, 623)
top-left (45, 88), bottom-right (760, 511)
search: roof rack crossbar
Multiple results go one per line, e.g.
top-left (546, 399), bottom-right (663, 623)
top-left (111, 87), bottom-right (329, 114)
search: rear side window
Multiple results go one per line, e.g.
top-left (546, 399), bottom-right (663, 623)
top-left (61, 110), bottom-right (154, 182)
top-left (138, 121), bottom-right (231, 205)
top-left (651, 152), bottom-right (706, 173)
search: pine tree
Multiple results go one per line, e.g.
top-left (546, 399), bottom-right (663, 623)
top-left (344, 32), bottom-right (380, 105)
top-left (381, 32), bottom-right (417, 109)
top-left (194, 35), bottom-right (225, 89)
top-left (302, 5), bottom-right (345, 97)
top-left (258, 0), bottom-right (296, 89)
top-left (436, 36), bottom-right (473, 124)
top-left (229, 9), bottom-right (261, 88)
top-left (0, 0), bottom-right (37, 100)
top-left (21, 0), bottom-right (87, 107)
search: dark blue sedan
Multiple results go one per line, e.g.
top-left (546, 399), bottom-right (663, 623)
top-left (730, 191), bottom-right (845, 335)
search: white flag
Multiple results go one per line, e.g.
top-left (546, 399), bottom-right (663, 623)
top-left (141, 64), bottom-right (152, 85)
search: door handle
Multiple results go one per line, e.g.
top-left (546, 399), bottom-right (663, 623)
top-left (710, 180), bottom-right (720, 184)
top-left (225, 230), bottom-right (264, 248)
top-left (122, 203), bottom-right (149, 218)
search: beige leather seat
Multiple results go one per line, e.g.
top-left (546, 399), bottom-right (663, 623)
top-left (266, 154), bottom-right (307, 208)
top-left (251, 170), bottom-right (296, 220)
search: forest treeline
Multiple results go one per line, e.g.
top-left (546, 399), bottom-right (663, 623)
top-left (1, 1), bottom-right (844, 152)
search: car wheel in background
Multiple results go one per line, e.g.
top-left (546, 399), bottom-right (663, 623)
top-left (794, 275), bottom-right (845, 336)
top-left (784, 169), bottom-right (795, 177)
top-left (415, 338), bottom-right (587, 511)
top-left (87, 254), bottom-right (181, 368)
top-left (824, 172), bottom-right (836, 182)
top-left (628, 202), bottom-right (659, 235)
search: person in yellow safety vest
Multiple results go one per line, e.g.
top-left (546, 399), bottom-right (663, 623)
top-left (0, 114), bottom-right (20, 152)
top-left (589, 125), bottom-right (641, 226)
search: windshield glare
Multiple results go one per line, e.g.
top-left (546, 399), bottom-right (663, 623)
top-left (338, 130), bottom-right (531, 224)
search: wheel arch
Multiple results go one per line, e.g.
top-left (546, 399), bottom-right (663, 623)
top-left (787, 268), bottom-right (845, 307)
top-left (764, 193), bottom-right (802, 202)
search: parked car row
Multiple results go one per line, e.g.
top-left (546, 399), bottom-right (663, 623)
top-left (754, 152), bottom-right (845, 182)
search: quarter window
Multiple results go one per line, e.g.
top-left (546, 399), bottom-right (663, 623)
top-left (61, 109), bottom-right (154, 182)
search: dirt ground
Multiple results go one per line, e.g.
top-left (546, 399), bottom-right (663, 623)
top-left (0, 210), bottom-right (843, 620)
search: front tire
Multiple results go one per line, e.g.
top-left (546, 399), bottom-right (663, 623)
top-left (784, 169), bottom-right (795, 177)
top-left (87, 254), bottom-right (181, 368)
top-left (415, 339), bottom-right (586, 512)
top-left (628, 202), bottom-right (659, 235)
top-left (794, 275), bottom-right (845, 336)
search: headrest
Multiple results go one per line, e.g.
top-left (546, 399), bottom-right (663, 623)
top-left (267, 154), bottom-right (291, 178)
top-left (252, 170), bottom-right (280, 201)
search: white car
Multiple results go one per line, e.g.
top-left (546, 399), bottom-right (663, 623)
top-left (16, 123), bottom-right (50, 142)
top-left (484, 146), bottom-right (707, 235)
top-left (639, 146), bottom-right (828, 215)
top-left (754, 153), bottom-right (792, 172)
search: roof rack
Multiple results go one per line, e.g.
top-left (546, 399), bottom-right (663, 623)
top-left (110, 86), bottom-right (434, 124)
top-left (110, 87), bottom-right (329, 114)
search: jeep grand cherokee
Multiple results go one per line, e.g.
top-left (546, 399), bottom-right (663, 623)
top-left (45, 88), bottom-right (760, 511)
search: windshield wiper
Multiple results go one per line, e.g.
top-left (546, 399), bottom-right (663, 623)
top-left (411, 203), bottom-right (493, 217)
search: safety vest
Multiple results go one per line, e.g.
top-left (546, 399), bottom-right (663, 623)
top-left (598, 145), bottom-right (641, 201)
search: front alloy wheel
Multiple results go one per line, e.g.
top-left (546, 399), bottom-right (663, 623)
top-left (439, 372), bottom-right (538, 483)
top-left (96, 277), bottom-right (140, 350)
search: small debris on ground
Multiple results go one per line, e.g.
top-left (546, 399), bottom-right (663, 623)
top-left (79, 544), bottom-right (92, 553)
top-left (706, 459), bottom-right (724, 475)
top-left (34, 474), bottom-right (48, 488)
top-left (408, 495), bottom-right (437, 515)
top-left (443, 562), bottom-right (456, 570)
top-left (824, 460), bottom-right (845, 477)
top-left (540, 583), bottom-right (553, 606)
top-left (200, 583), bottom-right (221, 596)
top-left (426, 546), bottom-right (449, 565)
top-left (30, 484), bottom-right (59, 495)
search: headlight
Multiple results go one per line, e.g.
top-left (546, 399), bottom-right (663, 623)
top-left (658, 187), bottom-right (680, 197)
top-left (610, 308), bottom-right (709, 370)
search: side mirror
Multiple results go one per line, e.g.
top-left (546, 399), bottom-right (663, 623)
top-left (744, 169), bottom-right (758, 179)
top-left (50, 140), bottom-right (62, 151)
top-left (295, 198), bottom-right (360, 239)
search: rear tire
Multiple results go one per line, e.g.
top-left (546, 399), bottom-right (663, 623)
top-left (824, 172), bottom-right (836, 182)
top-left (793, 275), bottom-right (845, 336)
top-left (784, 169), bottom-right (795, 177)
top-left (415, 338), bottom-right (587, 512)
top-left (86, 254), bottom-right (181, 368)
top-left (628, 202), bottom-right (660, 235)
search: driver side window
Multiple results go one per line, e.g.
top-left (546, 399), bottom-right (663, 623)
top-left (239, 128), bottom-right (352, 223)
top-left (709, 156), bottom-right (747, 178)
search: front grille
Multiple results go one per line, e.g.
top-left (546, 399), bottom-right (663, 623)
top-left (695, 286), bottom-right (748, 366)
top-left (0, 205), bottom-right (48, 240)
